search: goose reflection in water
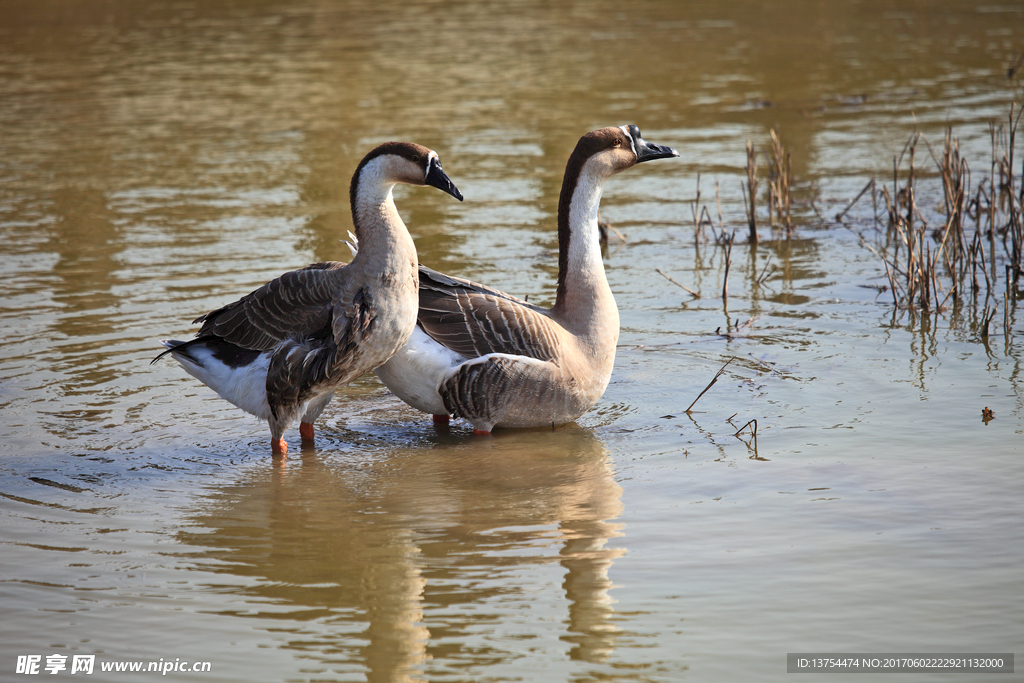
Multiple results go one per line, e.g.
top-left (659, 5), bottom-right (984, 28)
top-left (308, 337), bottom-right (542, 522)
top-left (177, 426), bottom-right (626, 678)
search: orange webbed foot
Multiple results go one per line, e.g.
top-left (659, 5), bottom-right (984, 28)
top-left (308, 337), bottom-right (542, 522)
top-left (272, 439), bottom-right (288, 456)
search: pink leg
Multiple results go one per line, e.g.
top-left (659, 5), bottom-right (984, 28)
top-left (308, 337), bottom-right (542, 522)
top-left (299, 422), bottom-right (315, 441)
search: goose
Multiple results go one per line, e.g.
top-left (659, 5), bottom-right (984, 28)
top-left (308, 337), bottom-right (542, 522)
top-left (374, 125), bottom-right (677, 433)
top-left (153, 142), bottom-right (463, 455)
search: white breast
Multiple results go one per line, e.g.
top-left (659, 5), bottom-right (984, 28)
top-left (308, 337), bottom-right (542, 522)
top-left (375, 326), bottom-right (465, 415)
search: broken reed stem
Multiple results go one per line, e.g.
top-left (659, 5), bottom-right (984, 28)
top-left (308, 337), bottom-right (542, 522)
top-left (1005, 291), bottom-right (1012, 340)
top-left (722, 232), bottom-right (734, 301)
top-left (1007, 104), bottom-right (1023, 288)
top-left (686, 357), bottom-right (735, 413)
top-left (690, 174), bottom-right (724, 245)
top-left (981, 306), bottom-right (996, 339)
top-left (882, 259), bottom-right (900, 307)
top-left (692, 172), bottom-right (703, 244)
top-left (906, 133), bottom-right (917, 233)
top-left (607, 223), bottom-right (627, 243)
top-left (767, 128), bottom-right (793, 234)
top-left (745, 138), bottom-right (759, 242)
top-left (656, 268), bottom-right (700, 298)
top-left (733, 418), bottom-right (757, 438)
top-left (756, 254), bottom-right (774, 285)
top-left (1010, 49), bottom-right (1024, 79)
top-left (715, 181), bottom-right (725, 237)
top-left (836, 178), bottom-right (875, 221)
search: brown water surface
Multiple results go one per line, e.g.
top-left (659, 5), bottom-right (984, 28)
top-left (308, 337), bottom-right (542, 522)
top-left (1, 1), bottom-right (1022, 681)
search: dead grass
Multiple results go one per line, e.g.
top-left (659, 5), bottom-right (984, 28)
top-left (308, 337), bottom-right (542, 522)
top-left (862, 105), bottom-right (1023, 318)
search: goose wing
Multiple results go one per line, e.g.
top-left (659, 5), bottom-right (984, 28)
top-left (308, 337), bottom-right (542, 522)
top-left (194, 260), bottom-right (377, 412)
top-left (264, 278), bottom-right (375, 416)
top-left (417, 265), bottom-right (564, 362)
top-left (194, 261), bottom-right (348, 350)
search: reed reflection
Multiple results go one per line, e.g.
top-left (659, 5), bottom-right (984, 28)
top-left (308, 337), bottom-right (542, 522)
top-left (178, 426), bottom-right (625, 678)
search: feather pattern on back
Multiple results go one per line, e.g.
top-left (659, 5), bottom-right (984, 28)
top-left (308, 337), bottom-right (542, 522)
top-left (193, 262), bottom-right (344, 351)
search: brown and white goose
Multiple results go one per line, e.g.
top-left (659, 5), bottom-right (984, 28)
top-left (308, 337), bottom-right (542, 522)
top-left (374, 125), bottom-right (677, 433)
top-left (153, 142), bottom-right (463, 455)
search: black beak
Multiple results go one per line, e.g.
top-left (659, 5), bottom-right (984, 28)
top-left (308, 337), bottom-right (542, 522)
top-left (425, 157), bottom-right (464, 201)
top-left (627, 124), bottom-right (679, 163)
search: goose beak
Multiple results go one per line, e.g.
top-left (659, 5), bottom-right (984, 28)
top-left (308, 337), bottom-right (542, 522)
top-left (624, 124), bottom-right (679, 163)
top-left (635, 137), bottom-right (679, 163)
top-left (425, 157), bottom-right (464, 201)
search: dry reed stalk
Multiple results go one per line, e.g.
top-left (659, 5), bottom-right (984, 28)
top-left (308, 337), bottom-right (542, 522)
top-left (755, 254), bottom-right (775, 286)
top-left (865, 104), bottom-right (1021, 321)
top-left (1005, 104), bottom-right (1022, 288)
top-left (733, 418), bottom-right (757, 438)
top-left (690, 174), bottom-right (722, 245)
top-left (686, 357), bottom-right (735, 413)
top-left (692, 172), bottom-right (704, 244)
top-left (715, 181), bottom-right (725, 241)
top-left (744, 138), bottom-right (759, 242)
top-left (980, 305), bottom-right (996, 340)
top-left (656, 268), bottom-right (700, 299)
top-left (936, 128), bottom-right (971, 304)
top-left (698, 206), bottom-right (714, 241)
top-left (767, 128), bottom-right (793, 234)
top-left (1010, 49), bottom-right (1024, 79)
top-left (906, 133), bottom-right (917, 233)
top-left (882, 259), bottom-right (900, 307)
top-left (1005, 292), bottom-right (1012, 342)
top-left (722, 232), bottom-right (734, 301)
top-left (988, 123), bottom-right (1000, 282)
top-left (970, 226), bottom-right (992, 295)
top-left (836, 178), bottom-right (875, 222)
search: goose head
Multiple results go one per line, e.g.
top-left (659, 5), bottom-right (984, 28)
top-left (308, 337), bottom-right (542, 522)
top-left (557, 125), bottom-right (678, 236)
top-left (566, 125), bottom-right (679, 180)
top-left (350, 141), bottom-right (464, 210)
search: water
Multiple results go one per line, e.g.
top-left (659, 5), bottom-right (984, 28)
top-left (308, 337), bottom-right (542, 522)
top-left (1, 1), bottom-right (1022, 680)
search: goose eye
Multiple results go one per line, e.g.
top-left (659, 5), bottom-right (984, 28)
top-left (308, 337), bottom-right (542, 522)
top-left (411, 154), bottom-right (421, 162)
top-left (613, 139), bottom-right (622, 147)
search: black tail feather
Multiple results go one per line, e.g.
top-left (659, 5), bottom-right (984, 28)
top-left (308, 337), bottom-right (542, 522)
top-left (151, 337), bottom-right (262, 368)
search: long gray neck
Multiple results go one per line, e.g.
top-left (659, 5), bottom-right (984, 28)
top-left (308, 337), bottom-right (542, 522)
top-left (349, 163), bottom-right (417, 270)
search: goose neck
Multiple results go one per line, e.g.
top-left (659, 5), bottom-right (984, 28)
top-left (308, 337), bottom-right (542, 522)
top-left (553, 167), bottom-right (617, 335)
top-left (349, 175), bottom-right (415, 267)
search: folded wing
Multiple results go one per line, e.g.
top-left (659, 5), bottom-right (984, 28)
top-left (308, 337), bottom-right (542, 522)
top-left (194, 261), bottom-right (349, 350)
top-left (416, 265), bottom-right (564, 362)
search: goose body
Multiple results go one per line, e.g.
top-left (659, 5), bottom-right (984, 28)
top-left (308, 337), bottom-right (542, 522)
top-left (376, 126), bottom-right (677, 433)
top-left (154, 142), bottom-right (463, 455)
